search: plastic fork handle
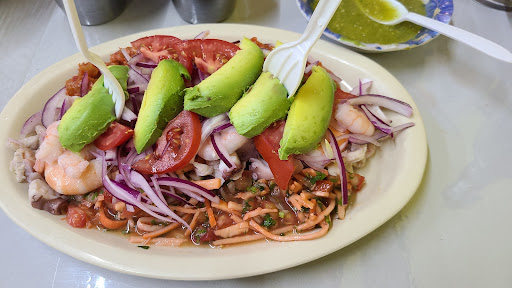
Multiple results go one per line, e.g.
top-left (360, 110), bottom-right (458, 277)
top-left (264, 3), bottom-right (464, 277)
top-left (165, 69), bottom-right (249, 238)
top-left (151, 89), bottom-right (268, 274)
top-left (404, 12), bottom-right (512, 63)
top-left (295, 0), bottom-right (342, 55)
top-left (62, 0), bottom-right (126, 118)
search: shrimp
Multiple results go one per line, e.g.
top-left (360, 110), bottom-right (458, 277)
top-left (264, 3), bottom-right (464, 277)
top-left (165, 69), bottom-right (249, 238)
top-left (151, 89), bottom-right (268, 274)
top-left (34, 121), bottom-right (103, 195)
top-left (334, 103), bottom-right (375, 136)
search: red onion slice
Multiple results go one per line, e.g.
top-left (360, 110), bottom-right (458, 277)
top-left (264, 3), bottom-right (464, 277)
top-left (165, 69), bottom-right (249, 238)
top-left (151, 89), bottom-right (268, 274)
top-left (211, 133), bottom-right (234, 169)
top-left (128, 67), bottom-right (149, 83)
top-left (156, 176), bottom-right (220, 203)
top-left (130, 170), bottom-right (190, 229)
top-left (327, 129), bottom-right (348, 205)
top-left (136, 62), bottom-right (157, 69)
top-left (360, 105), bottom-right (393, 134)
top-left (347, 94), bottom-right (413, 117)
top-left (42, 87), bottom-right (67, 127)
top-left (80, 72), bottom-right (89, 97)
top-left (20, 111), bottom-right (42, 136)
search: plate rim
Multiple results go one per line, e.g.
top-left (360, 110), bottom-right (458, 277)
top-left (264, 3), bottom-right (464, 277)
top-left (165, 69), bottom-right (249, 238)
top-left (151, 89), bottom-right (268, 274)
top-left (0, 23), bottom-right (428, 280)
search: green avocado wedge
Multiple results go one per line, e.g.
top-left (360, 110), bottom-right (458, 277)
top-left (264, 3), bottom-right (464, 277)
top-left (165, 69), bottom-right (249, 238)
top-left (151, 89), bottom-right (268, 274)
top-left (229, 72), bottom-right (290, 138)
top-left (133, 59), bottom-right (190, 153)
top-left (183, 37), bottom-right (264, 117)
top-left (278, 66), bottom-right (335, 160)
top-left (58, 65), bottom-right (129, 153)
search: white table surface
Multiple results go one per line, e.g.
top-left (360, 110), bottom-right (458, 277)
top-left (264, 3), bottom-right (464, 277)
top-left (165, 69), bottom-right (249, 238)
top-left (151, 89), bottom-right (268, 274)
top-left (1, 0), bottom-right (511, 287)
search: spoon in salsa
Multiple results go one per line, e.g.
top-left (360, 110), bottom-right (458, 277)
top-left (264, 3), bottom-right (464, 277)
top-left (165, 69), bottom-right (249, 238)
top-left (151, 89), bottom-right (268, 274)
top-left (357, 0), bottom-right (512, 63)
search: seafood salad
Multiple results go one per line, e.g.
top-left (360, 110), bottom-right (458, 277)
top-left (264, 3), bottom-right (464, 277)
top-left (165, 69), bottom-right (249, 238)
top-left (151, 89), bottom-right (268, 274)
top-left (8, 32), bottom-right (414, 248)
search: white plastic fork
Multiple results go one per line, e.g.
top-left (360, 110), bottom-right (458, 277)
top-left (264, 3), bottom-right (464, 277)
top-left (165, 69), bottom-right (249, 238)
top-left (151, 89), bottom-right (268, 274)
top-left (62, 0), bottom-right (125, 118)
top-left (263, 0), bottom-right (342, 98)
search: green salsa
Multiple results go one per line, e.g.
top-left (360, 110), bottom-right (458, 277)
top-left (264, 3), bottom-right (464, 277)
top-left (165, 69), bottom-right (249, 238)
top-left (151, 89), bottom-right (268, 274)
top-left (312, 0), bottom-right (426, 44)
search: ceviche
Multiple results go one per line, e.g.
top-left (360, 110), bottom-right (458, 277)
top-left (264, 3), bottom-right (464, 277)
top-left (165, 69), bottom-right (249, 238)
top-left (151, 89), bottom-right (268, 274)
top-left (8, 32), bottom-right (414, 248)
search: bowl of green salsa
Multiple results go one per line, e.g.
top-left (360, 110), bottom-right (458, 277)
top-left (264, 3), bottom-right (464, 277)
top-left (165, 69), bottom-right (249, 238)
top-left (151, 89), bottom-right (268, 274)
top-left (297, 0), bottom-right (454, 52)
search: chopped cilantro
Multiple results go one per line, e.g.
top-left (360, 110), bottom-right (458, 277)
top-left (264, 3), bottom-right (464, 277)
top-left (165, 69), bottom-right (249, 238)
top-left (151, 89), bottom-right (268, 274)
top-left (278, 211), bottom-right (285, 218)
top-left (325, 215), bottom-right (331, 226)
top-left (308, 172), bottom-right (327, 185)
top-left (269, 181), bottom-right (276, 191)
top-left (280, 233), bottom-right (285, 236)
top-left (262, 214), bottom-right (276, 228)
top-left (138, 245), bottom-right (150, 250)
top-left (248, 186), bottom-right (259, 193)
top-left (301, 206), bottom-right (310, 213)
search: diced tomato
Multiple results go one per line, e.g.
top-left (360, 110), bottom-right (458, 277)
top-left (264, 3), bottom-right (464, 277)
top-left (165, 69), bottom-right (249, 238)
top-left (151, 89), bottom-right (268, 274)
top-left (66, 205), bottom-right (88, 228)
top-left (253, 120), bottom-right (294, 190)
top-left (349, 173), bottom-right (365, 192)
top-left (199, 227), bottom-right (218, 242)
top-left (132, 110), bottom-right (202, 174)
top-left (94, 122), bottom-right (134, 151)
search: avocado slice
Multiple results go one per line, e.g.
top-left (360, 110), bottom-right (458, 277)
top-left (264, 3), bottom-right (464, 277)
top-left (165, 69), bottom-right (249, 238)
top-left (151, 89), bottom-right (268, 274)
top-left (183, 37), bottom-right (264, 117)
top-left (278, 66), bottom-right (335, 160)
top-left (229, 72), bottom-right (290, 138)
top-left (58, 65), bottom-right (129, 153)
top-left (133, 59), bottom-right (190, 153)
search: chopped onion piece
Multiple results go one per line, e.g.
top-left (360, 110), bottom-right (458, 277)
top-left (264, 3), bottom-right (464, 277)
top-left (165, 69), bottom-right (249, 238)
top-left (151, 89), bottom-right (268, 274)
top-left (194, 30), bottom-right (210, 39)
top-left (121, 106), bottom-right (137, 122)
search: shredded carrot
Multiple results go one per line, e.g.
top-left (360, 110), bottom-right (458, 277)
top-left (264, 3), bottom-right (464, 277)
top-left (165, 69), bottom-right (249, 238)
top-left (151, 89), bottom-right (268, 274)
top-left (287, 194), bottom-right (304, 211)
top-left (213, 222), bottom-right (250, 238)
top-left (289, 181), bottom-right (303, 194)
top-left (193, 178), bottom-right (222, 190)
top-left (142, 214), bottom-right (192, 239)
top-left (250, 220), bottom-right (329, 242)
top-left (168, 206), bottom-right (206, 214)
top-left (142, 222), bottom-right (181, 239)
top-left (211, 199), bottom-right (241, 216)
top-left (99, 204), bottom-right (128, 230)
top-left (230, 214), bottom-right (244, 223)
top-left (130, 236), bottom-right (188, 247)
top-left (185, 211), bottom-right (200, 237)
top-left (242, 207), bottom-right (278, 221)
top-left (227, 201), bottom-right (243, 212)
top-left (211, 225), bottom-right (295, 246)
top-left (205, 199), bottom-right (216, 228)
top-left (212, 234), bottom-right (265, 246)
top-left (297, 198), bottom-right (336, 231)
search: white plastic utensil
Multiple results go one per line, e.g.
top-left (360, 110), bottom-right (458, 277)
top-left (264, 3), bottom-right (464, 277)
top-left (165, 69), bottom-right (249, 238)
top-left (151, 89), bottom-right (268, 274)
top-left (263, 0), bottom-right (342, 98)
top-left (62, 0), bottom-right (126, 118)
top-left (360, 0), bottom-right (512, 63)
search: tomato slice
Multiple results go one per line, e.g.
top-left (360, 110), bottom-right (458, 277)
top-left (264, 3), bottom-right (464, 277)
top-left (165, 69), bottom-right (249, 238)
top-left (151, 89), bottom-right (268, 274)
top-left (132, 110), bottom-right (201, 174)
top-left (94, 122), bottom-right (134, 151)
top-left (253, 120), bottom-right (295, 190)
top-left (131, 35), bottom-right (193, 73)
top-left (131, 36), bottom-right (240, 76)
top-left (66, 205), bottom-right (88, 228)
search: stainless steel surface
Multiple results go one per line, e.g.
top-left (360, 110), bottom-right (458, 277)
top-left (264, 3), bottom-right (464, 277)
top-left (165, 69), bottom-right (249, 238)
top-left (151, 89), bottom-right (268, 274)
top-left (55, 0), bottom-right (128, 25)
top-left (172, 0), bottom-right (236, 23)
top-left (475, 0), bottom-right (512, 11)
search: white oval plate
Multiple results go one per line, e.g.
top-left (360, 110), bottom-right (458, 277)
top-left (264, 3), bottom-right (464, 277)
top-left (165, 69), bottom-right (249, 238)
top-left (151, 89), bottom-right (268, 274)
top-left (0, 24), bottom-right (427, 280)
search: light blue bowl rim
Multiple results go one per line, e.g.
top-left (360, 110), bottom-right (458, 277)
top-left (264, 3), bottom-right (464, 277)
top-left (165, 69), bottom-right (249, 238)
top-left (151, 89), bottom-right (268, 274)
top-left (297, 0), bottom-right (455, 52)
